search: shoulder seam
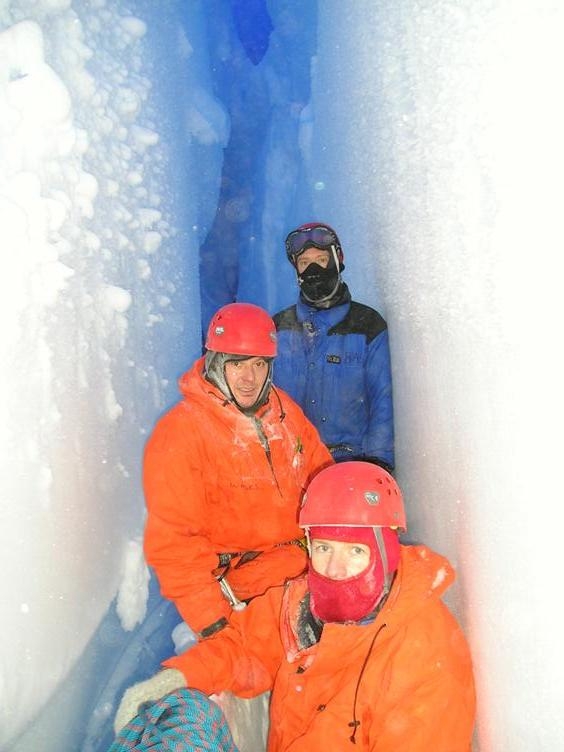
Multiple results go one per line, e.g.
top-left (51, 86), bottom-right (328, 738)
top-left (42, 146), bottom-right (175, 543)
top-left (273, 305), bottom-right (299, 331)
top-left (328, 301), bottom-right (387, 342)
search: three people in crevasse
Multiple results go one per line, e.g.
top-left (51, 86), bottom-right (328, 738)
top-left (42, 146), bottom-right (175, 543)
top-left (113, 225), bottom-right (476, 751)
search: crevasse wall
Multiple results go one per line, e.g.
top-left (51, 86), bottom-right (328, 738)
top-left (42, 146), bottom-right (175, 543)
top-left (306, 3), bottom-right (564, 749)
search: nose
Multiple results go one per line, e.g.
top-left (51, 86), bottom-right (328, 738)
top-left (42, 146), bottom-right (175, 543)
top-left (238, 362), bottom-right (256, 383)
top-left (325, 551), bottom-right (349, 580)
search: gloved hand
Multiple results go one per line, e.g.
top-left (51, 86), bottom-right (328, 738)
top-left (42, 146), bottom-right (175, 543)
top-left (113, 668), bottom-right (186, 734)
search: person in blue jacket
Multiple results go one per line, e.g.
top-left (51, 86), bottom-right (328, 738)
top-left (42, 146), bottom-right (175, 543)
top-left (273, 222), bottom-right (394, 471)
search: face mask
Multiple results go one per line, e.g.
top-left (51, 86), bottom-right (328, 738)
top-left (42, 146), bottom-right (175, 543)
top-left (307, 527), bottom-right (400, 623)
top-left (307, 562), bottom-right (383, 623)
top-left (298, 262), bottom-right (341, 303)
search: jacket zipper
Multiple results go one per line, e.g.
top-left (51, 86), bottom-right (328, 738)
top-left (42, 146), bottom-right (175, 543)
top-left (251, 415), bottom-right (282, 495)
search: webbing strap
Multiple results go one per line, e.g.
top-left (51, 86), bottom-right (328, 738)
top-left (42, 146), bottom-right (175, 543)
top-left (215, 537), bottom-right (306, 575)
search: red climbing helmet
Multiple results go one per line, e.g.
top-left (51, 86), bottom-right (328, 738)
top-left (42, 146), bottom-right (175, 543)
top-left (299, 461), bottom-right (406, 530)
top-left (284, 222), bottom-right (344, 267)
top-left (205, 302), bottom-right (277, 356)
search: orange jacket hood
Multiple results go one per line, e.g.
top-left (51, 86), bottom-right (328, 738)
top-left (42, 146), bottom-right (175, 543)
top-left (281, 543), bottom-right (457, 659)
top-left (178, 357), bottom-right (286, 420)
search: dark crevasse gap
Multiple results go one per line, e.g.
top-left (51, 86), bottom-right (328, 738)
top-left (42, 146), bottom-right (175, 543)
top-left (199, 0), bottom-right (318, 335)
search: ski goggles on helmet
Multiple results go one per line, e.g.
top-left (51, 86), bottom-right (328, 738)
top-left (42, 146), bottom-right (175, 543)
top-left (285, 224), bottom-right (341, 263)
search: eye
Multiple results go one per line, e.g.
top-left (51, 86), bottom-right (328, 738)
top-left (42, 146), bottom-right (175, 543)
top-left (312, 542), bottom-right (329, 553)
top-left (351, 545), bottom-right (369, 557)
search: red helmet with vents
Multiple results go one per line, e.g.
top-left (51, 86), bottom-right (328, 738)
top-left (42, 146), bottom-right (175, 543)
top-left (299, 461), bottom-right (406, 530)
top-left (205, 302), bottom-right (277, 356)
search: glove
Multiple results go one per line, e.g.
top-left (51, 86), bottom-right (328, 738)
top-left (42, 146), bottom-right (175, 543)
top-left (114, 668), bottom-right (186, 734)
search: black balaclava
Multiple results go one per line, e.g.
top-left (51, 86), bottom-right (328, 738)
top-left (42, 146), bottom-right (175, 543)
top-left (297, 245), bottom-right (347, 309)
top-left (204, 352), bottom-right (273, 415)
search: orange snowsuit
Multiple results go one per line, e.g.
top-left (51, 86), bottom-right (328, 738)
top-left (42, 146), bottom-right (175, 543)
top-left (143, 357), bottom-right (333, 637)
top-left (165, 544), bottom-right (476, 751)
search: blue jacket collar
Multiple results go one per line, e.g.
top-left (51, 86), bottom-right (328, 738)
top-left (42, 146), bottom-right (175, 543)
top-left (295, 285), bottom-right (351, 329)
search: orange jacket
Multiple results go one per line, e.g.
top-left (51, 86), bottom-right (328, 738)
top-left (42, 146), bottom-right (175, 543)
top-left (143, 357), bottom-right (333, 635)
top-left (165, 545), bottom-right (476, 751)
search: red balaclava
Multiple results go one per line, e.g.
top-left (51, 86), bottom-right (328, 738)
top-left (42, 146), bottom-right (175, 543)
top-left (307, 525), bottom-right (400, 623)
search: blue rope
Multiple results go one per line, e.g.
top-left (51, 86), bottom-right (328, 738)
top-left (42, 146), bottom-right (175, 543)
top-left (108, 688), bottom-right (240, 751)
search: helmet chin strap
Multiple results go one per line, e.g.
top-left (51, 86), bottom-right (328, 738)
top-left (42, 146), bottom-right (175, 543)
top-left (373, 527), bottom-right (394, 595)
top-left (228, 360), bottom-right (273, 416)
top-left (305, 529), bottom-right (312, 556)
top-left (299, 244), bottom-right (342, 306)
top-left (205, 352), bottom-right (273, 415)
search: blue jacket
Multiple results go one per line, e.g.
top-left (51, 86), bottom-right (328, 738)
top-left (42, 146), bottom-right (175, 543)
top-left (273, 295), bottom-right (394, 468)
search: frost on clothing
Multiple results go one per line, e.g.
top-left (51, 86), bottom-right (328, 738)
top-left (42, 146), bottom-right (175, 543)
top-left (143, 356), bottom-right (332, 636)
top-left (273, 295), bottom-right (394, 468)
top-left (164, 545), bottom-right (475, 752)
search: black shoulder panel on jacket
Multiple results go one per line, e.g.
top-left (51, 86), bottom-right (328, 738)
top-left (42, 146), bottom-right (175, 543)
top-left (328, 302), bottom-right (387, 343)
top-left (273, 305), bottom-right (300, 331)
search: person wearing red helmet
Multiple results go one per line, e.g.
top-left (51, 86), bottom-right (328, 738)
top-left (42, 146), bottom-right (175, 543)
top-left (143, 302), bottom-right (332, 641)
top-left (273, 222), bottom-right (395, 472)
top-left (115, 462), bottom-right (475, 751)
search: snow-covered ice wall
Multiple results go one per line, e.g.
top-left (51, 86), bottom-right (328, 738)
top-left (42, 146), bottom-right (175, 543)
top-left (0, 1), bottom-right (213, 748)
top-left (306, 4), bottom-right (564, 750)
top-left (1, 1), bottom-right (563, 750)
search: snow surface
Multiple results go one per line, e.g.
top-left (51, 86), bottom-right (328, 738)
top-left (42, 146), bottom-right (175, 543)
top-left (1, 0), bottom-right (564, 750)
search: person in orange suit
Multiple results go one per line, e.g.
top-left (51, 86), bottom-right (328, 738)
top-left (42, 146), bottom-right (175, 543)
top-left (143, 302), bottom-right (332, 640)
top-left (117, 461), bottom-right (476, 750)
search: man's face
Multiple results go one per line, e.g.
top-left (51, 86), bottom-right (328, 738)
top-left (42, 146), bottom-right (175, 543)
top-left (224, 356), bottom-right (269, 408)
top-left (296, 246), bottom-right (331, 274)
top-left (310, 539), bottom-right (371, 580)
